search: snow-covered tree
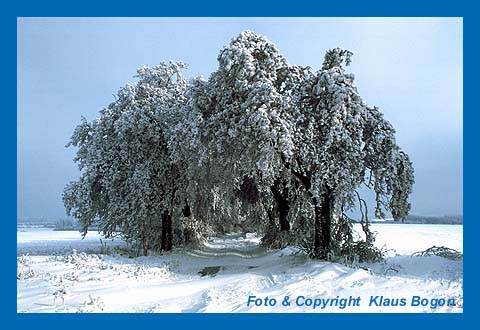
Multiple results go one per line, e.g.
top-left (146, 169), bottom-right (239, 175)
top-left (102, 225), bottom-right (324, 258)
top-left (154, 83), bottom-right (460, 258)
top-left (192, 31), bottom-right (298, 240)
top-left (287, 48), bottom-right (414, 259)
top-left (64, 62), bottom-right (190, 255)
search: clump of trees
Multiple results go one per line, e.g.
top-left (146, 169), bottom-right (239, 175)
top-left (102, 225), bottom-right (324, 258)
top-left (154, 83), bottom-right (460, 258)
top-left (64, 31), bottom-right (414, 261)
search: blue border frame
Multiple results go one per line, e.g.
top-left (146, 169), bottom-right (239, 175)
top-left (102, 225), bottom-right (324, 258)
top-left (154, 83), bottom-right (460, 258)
top-left (7, 1), bottom-right (473, 328)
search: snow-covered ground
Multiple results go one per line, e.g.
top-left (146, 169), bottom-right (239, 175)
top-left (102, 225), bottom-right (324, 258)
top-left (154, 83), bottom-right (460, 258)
top-left (17, 224), bottom-right (463, 313)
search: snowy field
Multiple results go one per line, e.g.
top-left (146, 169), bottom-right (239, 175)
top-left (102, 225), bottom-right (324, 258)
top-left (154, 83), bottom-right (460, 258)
top-left (17, 224), bottom-right (463, 313)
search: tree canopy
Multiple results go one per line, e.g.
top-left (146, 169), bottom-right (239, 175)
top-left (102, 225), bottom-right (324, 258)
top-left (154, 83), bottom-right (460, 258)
top-left (64, 31), bottom-right (414, 260)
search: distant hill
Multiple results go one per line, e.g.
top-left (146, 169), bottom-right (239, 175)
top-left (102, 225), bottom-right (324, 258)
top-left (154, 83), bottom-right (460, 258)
top-left (367, 215), bottom-right (463, 225)
top-left (17, 217), bottom-right (78, 230)
top-left (404, 215), bottom-right (463, 224)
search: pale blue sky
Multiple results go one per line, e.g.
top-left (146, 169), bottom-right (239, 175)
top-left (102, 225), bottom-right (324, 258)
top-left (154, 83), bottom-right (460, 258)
top-left (17, 18), bottom-right (463, 219)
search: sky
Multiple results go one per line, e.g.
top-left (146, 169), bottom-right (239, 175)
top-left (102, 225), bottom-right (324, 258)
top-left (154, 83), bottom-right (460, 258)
top-left (17, 17), bottom-right (463, 219)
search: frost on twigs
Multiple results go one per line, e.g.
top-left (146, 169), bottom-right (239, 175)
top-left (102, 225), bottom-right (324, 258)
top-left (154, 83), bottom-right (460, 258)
top-left (412, 246), bottom-right (463, 260)
top-left (17, 255), bottom-right (35, 280)
top-left (298, 213), bottom-right (384, 264)
top-left (78, 295), bottom-right (105, 312)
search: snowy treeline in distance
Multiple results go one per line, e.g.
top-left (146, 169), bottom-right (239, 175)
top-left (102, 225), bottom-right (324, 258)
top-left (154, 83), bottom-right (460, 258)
top-left (16, 214), bottom-right (463, 232)
top-left (63, 31), bottom-right (414, 261)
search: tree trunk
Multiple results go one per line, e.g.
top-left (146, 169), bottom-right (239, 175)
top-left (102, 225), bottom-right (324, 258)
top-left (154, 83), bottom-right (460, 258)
top-left (142, 242), bottom-right (148, 256)
top-left (271, 179), bottom-right (290, 232)
top-left (261, 207), bottom-right (278, 246)
top-left (313, 185), bottom-right (333, 259)
top-left (182, 199), bottom-right (194, 244)
top-left (140, 221), bottom-right (149, 256)
top-left (141, 234), bottom-right (149, 256)
top-left (161, 210), bottom-right (173, 251)
top-left (182, 199), bottom-right (191, 217)
top-left (313, 200), bottom-right (321, 257)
